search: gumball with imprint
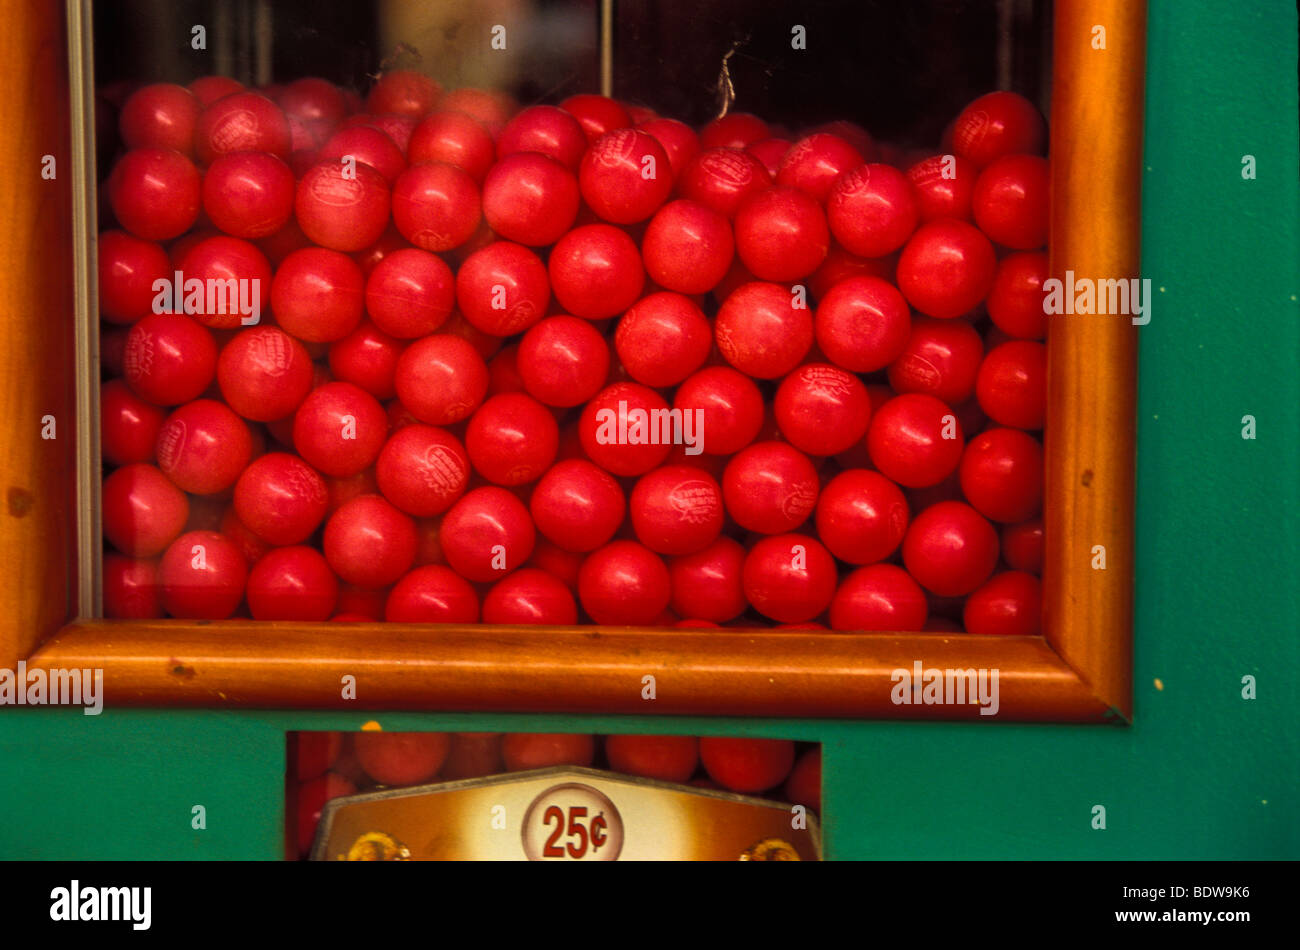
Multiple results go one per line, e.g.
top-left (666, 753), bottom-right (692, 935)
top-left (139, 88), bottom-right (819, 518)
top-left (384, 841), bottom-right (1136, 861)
top-left (667, 535), bottom-right (746, 623)
top-left (218, 326), bottom-right (314, 422)
top-left (866, 393), bottom-right (964, 488)
top-left (155, 398), bottom-right (253, 494)
top-left (629, 465), bottom-right (724, 556)
top-left (234, 452), bottom-right (329, 545)
top-left (246, 546), bottom-right (338, 621)
top-left (102, 463), bottom-right (189, 557)
top-left (364, 247), bottom-right (456, 339)
top-left (517, 316), bottom-right (610, 408)
top-left (354, 732), bottom-right (451, 787)
top-left (896, 219), bottom-right (996, 319)
top-left (714, 281), bottom-right (813, 380)
top-left (202, 151), bottom-right (295, 239)
top-left (641, 199), bottom-right (734, 295)
top-left (159, 530), bottom-right (247, 619)
top-left (295, 159), bottom-right (391, 252)
top-left (972, 154), bottom-right (1049, 250)
top-left (959, 427), bottom-right (1044, 523)
top-left (548, 224), bottom-right (644, 320)
top-left (678, 147), bottom-right (772, 218)
top-left (975, 341), bottom-right (1046, 430)
top-left (742, 533), bottom-right (837, 623)
top-left (465, 392), bottom-right (558, 486)
top-left (482, 152), bottom-right (580, 246)
top-left (636, 117), bottom-right (701, 177)
top-left (375, 424), bottom-right (470, 517)
top-left (776, 133), bottom-right (866, 203)
top-left (384, 565), bottom-right (480, 622)
top-left (816, 469), bottom-right (909, 565)
top-left (194, 91), bottom-right (292, 164)
top-left (391, 161), bottom-right (481, 253)
top-left (394, 333), bottom-right (489, 426)
top-left (579, 128), bottom-right (672, 224)
top-left (672, 367), bottom-right (764, 456)
top-left (456, 241), bottom-right (550, 335)
top-left (606, 735), bottom-right (699, 783)
top-left (734, 185), bottom-right (830, 281)
top-left (813, 275), bottom-right (911, 373)
top-left (578, 382), bottom-right (673, 477)
top-left (440, 486), bottom-right (536, 582)
top-left (176, 235), bottom-right (273, 330)
top-left (886, 316), bottom-right (984, 406)
top-left (902, 500), bottom-right (999, 597)
top-left (98, 230), bottom-right (172, 324)
top-left (906, 153), bottom-right (978, 223)
top-left (101, 379), bottom-right (166, 466)
top-left (482, 568), bottom-right (578, 625)
top-left (699, 738), bottom-right (795, 793)
top-left (323, 494), bottom-right (417, 588)
top-left (614, 292), bottom-right (712, 387)
top-left (826, 163), bottom-right (918, 258)
top-left (1001, 518), bottom-right (1044, 574)
top-left (529, 459), bottom-right (625, 553)
top-left (951, 91), bottom-right (1046, 168)
top-left (107, 148), bottom-right (201, 241)
top-left (103, 553), bottom-right (162, 619)
top-left (829, 563), bottom-right (928, 631)
top-left (774, 363), bottom-right (871, 456)
top-left (559, 93), bottom-right (631, 142)
top-left (722, 441), bottom-right (820, 535)
top-left (271, 247), bottom-right (365, 343)
top-left (577, 540), bottom-right (670, 625)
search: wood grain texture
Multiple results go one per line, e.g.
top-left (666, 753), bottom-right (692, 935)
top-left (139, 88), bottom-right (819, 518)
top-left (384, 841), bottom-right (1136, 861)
top-left (0, 1), bottom-right (78, 668)
top-left (1046, 0), bottom-right (1144, 719)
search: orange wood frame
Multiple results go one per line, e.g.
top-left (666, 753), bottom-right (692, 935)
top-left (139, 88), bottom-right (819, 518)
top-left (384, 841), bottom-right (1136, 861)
top-left (2, 0), bottom-right (1143, 721)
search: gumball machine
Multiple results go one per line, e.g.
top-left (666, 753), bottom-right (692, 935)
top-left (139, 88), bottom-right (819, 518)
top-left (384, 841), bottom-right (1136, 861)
top-left (0, 0), bottom-right (1294, 877)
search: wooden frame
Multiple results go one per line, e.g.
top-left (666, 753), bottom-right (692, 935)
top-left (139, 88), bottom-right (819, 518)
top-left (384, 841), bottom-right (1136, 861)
top-left (4, 0), bottom-right (1143, 722)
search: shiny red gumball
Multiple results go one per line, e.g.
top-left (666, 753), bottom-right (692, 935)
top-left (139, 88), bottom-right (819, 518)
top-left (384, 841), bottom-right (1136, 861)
top-left (217, 326), bottom-right (313, 421)
top-left (667, 536), bottom-right (746, 623)
top-left (159, 530), bottom-right (247, 618)
top-left (175, 235), bottom-right (273, 330)
top-left (975, 341), bottom-right (1046, 430)
top-left (722, 441), bottom-right (819, 534)
top-left (987, 251), bottom-right (1048, 340)
top-left (119, 82), bottom-right (201, 154)
top-left (482, 568), bottom-right (577, 625)
top-left (1001, 518), bottom-right (1044, 574)
top-left (577, 382), bottom-right (673, 476)
top-left (629, 465), bottom-right (723, 556)
top-left (641, 199), bottom-right (734, 295)
top-left (529, 459), bottom-right (625, 553)
top-left (959, 427), bottom-right (1044, 523)
top-left (107, 148), bottom-right (201, 241)
top-left (559, 94), bottom-right (631, 143)
top-left (614, 292), bottom-right (711, 388)
top-left (963, 570), bottom-right (1042, 635)
top-left (233, 452), bottom-right (328, 546)
top-left (678, 147), bottom-right (771, 219)
top-left (972, 154), bottom-right (1049, 250)
top-left (886, 317), bottom-right (984, 406)
top-left (774, 363), bottom-right (871, 456)
top-left (548, 224), bottom-right (644, 320)
top-left (866, 393), bottom-right (964, 489)
top-left (952, 91), bottom-right (1047, 168)
top-left (103, 553), bottom-right (162, 619)
top-left (481, 152), bottom-right (580, 247)
top-left (277, 77), bottom-right (346, 124)
top-left (733, 185), bottom-right (829, 281)
top-left (456, 241), bottom-right (550, 335)
top-left (826, 163), bottom-right (918, 258)
top-left (385, 565), bottom-right (479, 622)
top-left (271, 247), bottom-right (365, 342)
top-left (906, 153), bottom-right (978, 223)
top-left (202, 151), bottom-right (295, 239)
top-left (364, 248), bottom-right (455, 339)
top-left (246, 546), bottom-right (338, 621)
top-left (672, 367), bottom-right (764, 456)
top-left (606, 735), bottom-right (698, 783)
top-left (776, 133), bottom-right (865, 203)
top-left (188, 75), bottom-right (243, 106)
top-left (440, 486), bottom-right (536, 583)
top-left (316, 126), bottom-right (406, 185)
top-left (408, 111), bottom-right (494, 182)
top-left (699, 738), bottom-right (795, 793)
top-left (193, 91), bottom-right (291, 164)
top-left (502, 733), bottom-right (595, 771)
top-left (375, 424), bottom-right (469, 517)
top-left (829, 563), bottom-right (928, 631)
top-left (742, 533), bottom-right (836, 623)
top-left (715, 282), bottom-right (813, 379)
top-left (327, 320), bottom-right (404, 401)
top-left (579, 128), bottom-right (672, 224)
top-left (701, 112), bottom-right (769, 149)
top-left (439, 733), bottom-right (506, 781)
top-left (292, 382), bottom-right (388, 477)
top-left (323, 494), bottom-right (416, 588)
top-left (98, 230), bottom-right (171, 324)
top-left (902, 500), bottom-right (999, 597)
top-left (497, 105), bottom-right (587, 169)
top-left (784, 748), bottom-right (821, 812)
top-left (465, 392), bottom-right (558, 486)
top-left (353, 732), bottom-right (450, 787)
top-left (816, 469), bottom-right (909, 565)
top-left (295, 160), bottom-right (390, 251)
top-left (367, 70), bottom-right (442, 118)
top-left (101, 379), bottom-right (166, 466)
top-left (155, 399), bottom-right (252, 494)
top-left (636, 117), bottom-right (700, 177)
top-left (391, 162), bottom-right (481, 253)
top-left (102, 463), bottom-right (189, 557)
top-left (813, 275), bottom-right (911, 373)
top-left (517, 316), bottom-right (610, 408)
top-left (124, 312), bottom-right (217, 406)
top-left (896, 219), bottom-right (996, 319)
top-left (577, 540), bottom-right (670, 625)
top-left (394, 333), bottom-right (489, 425)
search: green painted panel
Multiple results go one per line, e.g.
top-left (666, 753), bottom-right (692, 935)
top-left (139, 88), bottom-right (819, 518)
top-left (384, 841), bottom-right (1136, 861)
top-left (0, 0), bottom-right (1295, 860)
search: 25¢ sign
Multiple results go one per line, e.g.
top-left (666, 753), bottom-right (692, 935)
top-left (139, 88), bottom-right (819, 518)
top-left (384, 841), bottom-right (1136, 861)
top-left (521, 783), bottom-right (624, 861)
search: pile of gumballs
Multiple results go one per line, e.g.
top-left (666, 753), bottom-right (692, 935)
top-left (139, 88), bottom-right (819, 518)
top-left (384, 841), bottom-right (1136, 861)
top-left (97, 69), bottom-right (1047, 635)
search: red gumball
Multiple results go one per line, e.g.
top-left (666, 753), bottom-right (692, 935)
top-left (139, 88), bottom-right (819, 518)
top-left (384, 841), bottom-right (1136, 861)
top-left (354, 732), bottom-right (450, 786)
top-left (964, 570), bottom-right (1042, 635)
top-left (98, 230), bottom-right (171, 324)
top-left (722, 441), bottom-right (819, 535)
top-left (548, 224), bottom-right (644, 319)
top-left (678, 147), bottom-right (771, 218)
top-left (517, 316), bottom-right (610, 408)
top-left (502, 732), bottom-right (595, 770)
top-left (776, 133), bottom-right (866, 203)
top-left (102, 463), bottom-right (189, 557)
top-left (124, 312), bottom-right (217, 406)
top-left (316, 126), bottom-right (407, 185)
top-left (579, 128), bottom-right (672, 224)
top-left (734, 185), bottom-right (830, 281)
top-left (391, 162), bottom-right (481, 253)
top-left (975, 341), bottom-right (1046, 430)
top-left (295, 159), bottom-right (391, 252)
top-left (202, 151), bottom-right (295, 239)
top-left (328, 320), bottom-right (404, 401)
top-left (959, 428), bottom-right (1044, 523)
top-left (701, 112), bottom-right (770, 149)
top-left (636, 117), bottom-right (701, 177)
top-left (155, 399), bottom-right (253, 494)
top-left (367, 70), bottom-right (442, 119)
top-left (440, 732), bottom-right (506, 780)
top-left (176, 235), bottom-right (273, 330)
top-left (465, 392), bottom-right (559, 486)
top-left (375, 424), bottom-right (470, 517)
top-left (456, 241), bottom-right (550, 335)
top-left (270, 247), bottom-right (365, 343)
top-left (323, 494), bottom-right (416, 588)
top-left (746, 137), bottom-right (791, 179)
top-left (577, 540), bottom-right (670, 625)
top-left (987, 251), bottom-right (1048, 340)
top-left (699, 738), bottom-right (795, 793)
top-left (103, 553), bottom-right (162, 619)
top-left (296, 773), bottom-right (356, 857)
top-left (101, 379), bottom-right (166, 466)
top-left (440, 486), bottom-right (536, 582)
top-left (394, 333), bottom-right (489, 426)
top-left (559, 94), bottom-right (631, 142)
top-left (107, 148), bottom-right (201, 241)
top-left (813, 275), bottom-right (911, 373)
top-left (672, 367), bottom-right (764, 456)
top-left (482, 152), bottom-right (580, 246)
top-left (906, 153), bottom-right (978, 223)
top-left (119, 82), bottom-right (201, 154)
top-left (234, 452), bottom-right (328, 546)
top-left (866, 393), bottom-right (964, 489)
top-left (1001, 518), bottom-right (1044, 574)
top-left (826, 163), bottom-right (918, 258)
top-left (482, 568), bottom-right (578, 625)
top-left (529, 459), bottom-right (625, 553)
top-left (364, 247), bottom-right (455, 338)
top-left (816, 469), bottom-right (909, 565)
top-left (246, 546), bottom-right (338, 621)
top-left (277, 77), bottom-right (346, 124)
top-left (407, 111), bottom-right (494, 182)
top-left (578, 382), bottom-right (674, 477)
top-left (641, 199), bottom-right (734, 295)
top-left (667, 536), bottom-right (747, 623)
top-left (629, 466), bottom-right (723, 556)
top-left (385, 565), bottom-right (479, 622)
top-left (896, 219), bottom-right (996, 319)
top-left (292, 381), bottom-right (388, 477)
top-left (614, 292), bottom-right (712, 388)
top-left (972, 154), bottom-right (1049, 250)
top-left (774, 363), bottom-right (871, 456)
top-left (605, 735), bottom-right (699, 783)
top-left (497, 105), bottom-right (588, 170)
top-left (784, 748), bottom-right (821, 811)
top-left (829, 563), bottom-right (928, 631)
top-left (217, 326), bottom-right (314, 421)
top-left (715, 282), bottom-right (813, 379)
top-left (742, 533), bottom-right (837, 623)
top-left (902, 500), bottom-right (999, 597)
top-left (159, 530), bottom-right (247, 619)
top-left (188, 75), bottom-right (243, 106)
top-left (886, 317), bottom-right (984, 406)
top-left (952, 91), bottom-right (1046, 168)
top-left (194, 91), bottom-right (291, 164)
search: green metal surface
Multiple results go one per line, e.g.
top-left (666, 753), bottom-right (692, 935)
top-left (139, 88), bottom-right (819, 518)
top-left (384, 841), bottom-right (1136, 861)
top-left (1, 0), bottom-right (1296, 860)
